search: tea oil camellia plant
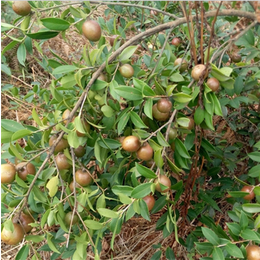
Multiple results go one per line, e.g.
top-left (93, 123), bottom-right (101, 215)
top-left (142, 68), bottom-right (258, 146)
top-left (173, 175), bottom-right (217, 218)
top-left (1, 1), bottom-right (260, 259)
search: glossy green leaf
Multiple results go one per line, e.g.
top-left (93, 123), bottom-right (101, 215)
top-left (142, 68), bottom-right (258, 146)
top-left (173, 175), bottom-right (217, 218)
top-left (84, 220), bottom-right (103, 230)
top-left (101, 105), bottom-right (114, 117)
top-left (157, 131), bottom-right (169, 147)
top-left (248, 152), bottom-right (260, 162)
top-left (112, 185), bottom-right (133, 196)
top-left (46, 175), bottom-right (59, 197)
top-left (166, 247), bottom-right (176, 260)
top-left (240, 229), bottom-right (260, 242)
top-left (2, 119), bottom-right (25, 132)
top-left (172, 93), bottom-right (192, 103)
top-left (98, 208), bottom-right (119, 218)
top-left (194, 106), bottom-right (205, 125)
top-left (135, 163), bottom-right (157, 179)
top-left (119, 46), bottom-right (138, 61)
top-left (174, 138), bottom-right (190, 159)
top-left (47, 233), bottom-right (60, 254)
top-left (139, 199), bottom-right (151, 221)
top-left (130, 111), bottom-right (147, 128)
top-left (114, 86), bottom-right (142, 101)
top-left (176, 117), bottom-right (190, 128)
top-left (131, 183), bottom-right (153, 199)
top-left (12, 129), bottom-right (32, 141)
top-left (25, 235), bottom-right (45, 243)
top-left (225, 243), bottom-right (243, 258)
top-left (15, 244), bottom-right (29, 260)
top-left (53, 65), bottom-right (78, 74)
top-left (242, 203), bottom-right (260, 213)
top-left (17, 43), bottom-right (26, 66)
top-left (41, 18), bottom-right (70, 31)
top-left (201, 227), bottom-right (220, 245)
top-left (68, 131), bottom-right (80, 148)
top-left (212, 247), bottom-right (224, 260)
top-left (27, 31), bottom-right (59, 39)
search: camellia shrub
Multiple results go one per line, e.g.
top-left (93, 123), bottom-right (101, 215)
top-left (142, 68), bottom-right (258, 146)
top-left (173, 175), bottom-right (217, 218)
top-left (1, 1), bottom-right (260, 259)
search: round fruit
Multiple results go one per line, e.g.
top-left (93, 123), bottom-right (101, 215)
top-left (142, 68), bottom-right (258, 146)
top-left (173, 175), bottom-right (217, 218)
top-left (16, 162), bottom-right (36, 181)
top-left (69, 181), bottom-right (80, 193)
top-left (171, 37), bottom-right (181, 47)
top-left (1, 223), bottom-right (24, 245)
top-left (49, 135), bottom-right (69, 153)
top-left (119, 64), bottom-right (134, 78)
top-left (65, 211), bottom-right (79, 226)
top-left (155, 175), bottom-right (171, 192)
top-left (146, 160), bottom-right (154, 168)
top-left (122, 136), bottom-right (141, 152)
top-left (137, 142), bottom-right (154, 161)
top-left (152, 104), bottom-right (170, 121)
top-left (55, 153), bottom-right (71, 170)
top-left (82, 20), bottom-right (101, 42)
top-left (187, 118), bottom-right (195, 130)
top-left (1, 164), bottom-right (16, 184)
top-left (157, 98), bottom-right (172, 113)
top-left (174, 58), bottom-right (188, 72)
top-left (12, 1), bottom-right (31, 16)
top-left (191, 64), bottom-right (208, 81)
top-left (150, 10), bottom-right (158, 16)
top-left (142, 195), bottom-right (155, 211)
top-left (241, 186), bottom-right (255, 201)
top-left (207, 77), bottom-right (220, 92)
top-left (117, 136), bottom-right (125, 144)
top-left (231, 53), bottom-right (242, 63)
top-left (76, 118), bottom-right (90, 137)
top-left (97, 73), bottom-right (107, 81)
top-left (74, 145), bottom-right (86, 158)
top-left (20, 213), bottom-right (34, 233)
top-left (169, 128), bottom-right (178, 140)
top-left (75, 169), bottom-right (92, 186)
top-left (246, 245), bottom-right (260, 260)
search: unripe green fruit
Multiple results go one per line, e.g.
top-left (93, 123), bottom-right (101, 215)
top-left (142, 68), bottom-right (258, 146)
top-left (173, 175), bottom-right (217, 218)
top-left (65, 212), bottom-right (79, 226)
top-left (119, 64), bottom-right (134, 78)
top-left (12, 1), bottom-right (31, 16)
top-left (1, 164), bottom-right (16, 184)
top-left (1, 223), bottom-right (24, 245)
top-left (169, 128), bottom-right (178, 140)
top-left (20, 15), bottom-right (31, 31)
top-left (82, 20), bottom-right (101, 42)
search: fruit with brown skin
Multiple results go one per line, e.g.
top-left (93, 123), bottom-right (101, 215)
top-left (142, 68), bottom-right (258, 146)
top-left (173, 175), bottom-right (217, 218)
top-left (150, 10), bottom-right (158, 16)
top-left (155, 175), bottom-right (171, 192)
top-left (69, 181), bottom-right (80, 193)
top-left (241, 186), bottom-right (255, 201)
top-left (119, 64), bottom-right (134, 78)
top-left (152, 104), bottom-right (170, 121)
top-left (55, 153), bottom-right (71, 170)
top-left (108, 35), bottom-right (117, 46)
top-left (171, 37), bottom-right (181, 47)
top-left (74, 145), bottom-right (86, 158)
top-left (12, 1), bottom-right (31, 16)
top-left (137, 142), bottom-right (154, 161)
top-left (49, 135), bottom-right (69, 153)
top-left (157, 98), bottom-right (172, 113)
top-left (20, 213), bottom-right (34, 233)
top-left (65, 212), bottom-right (79, 226)
top-left (142, 195), bottom-right (155, 211)
top-left (231, 53), bottom-right (242, 63)
top-left (207, 78), bottom-right (220, 92)
top-left (169, 128), bottom-right (178, 140)
top-left (16, 162), bottom-right (36, 181)
top-left (97, 73), bottom-right (107, 81)
top-left (182, 117), bottom-right (194, 130)
top-left (117, 136), bottom-right (125, 144)
top-left (246, 245), bottom-right (260, 260)
top-left (146, 160), bottom-right (154, 168)
top-left (82, 20), bottom-right (101, 42)
top-left (1, 223), bottom-right (24, 245)
top-left (75, 169), bottom-right (92, 186)
top-left (1, 164), bottom-right (16, 184)
top-left (76, 118), bottom-right (90, 137)
top-left (62, 109), bottom-right (71, 125)
top-left (191, 64), bottom-right (208, 81)
top-left (122, 136), bottom-right (141, 152)
top-left (174, 58), bottom-right (188, 73)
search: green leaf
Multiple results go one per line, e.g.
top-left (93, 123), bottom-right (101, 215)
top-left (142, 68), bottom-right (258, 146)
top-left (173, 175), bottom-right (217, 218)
top-left (228, 191), bottom-right (250, 198)
top-left (131, 183), bottom-right (153, 199)
top-left (98, 208), bottom-right (119, 218)
top-left (169, 72), bottom-right (184, 82)
top-left (117, 109), bottom-right (130, 134)
top-left (157, 131), bottom-right (169, 147)
top-left (166, 247), bottom-right (176, 260)
top-left (1, 64), bottom-right (11, 76)
top-left (210, 63), bottom-right (232, 82)
top-left (84, 220), bottom-right (103, 230)
top-left (249, 165), bottom-right (260, 178)
top-left (176, 117), bottom-right (190, 128)
top-left (139, 199), bottom-right (151, 221)
top-left (25, 235), bottom-right (45, 243)
top-left (41, 209), bottom-right (51, 229)
top-left (135, 163), bottom-right (157, 179)
top-left (15, 244), bottom-right (29, 260)
top-left (201, 227), bottom-right (220, 246)
top-left (46, 175), bottom-right (59, 197)
top-left (32, 108), bottom-right (43, 126)
top-left (166, 156), bottom-right (182, 174)
top-left (114, 86), bottom-right (142, 101)
top-left (240, 229), bottom-right (260, 242)
top-left (226, 223), bottom-right (241, 236)
top-left (101, 105), bottom-right (114, 117)
top-left (172, 93), bottom-right (192, 103)
top-left (17, 43), bottom-right (26, 66)
top-left (98, 138), bottom-right (121, 150)
top-left (242, 203), bottom-right (260, 213)
top-left (144, 98), bottom-right (153, 119)
top-left (47, 233), bottom-right (60, 254)
top-left (119, 46), bottom-right (138, 61)
top-left (225, 243), bottom-right (243, 258)
top-left (27, 31), bottom-right (59, 39)
top-left (53, 65), bottom-right (78, 74)
top-left (67, 131), bottom-right (80, 148)
top-left (199, 191), bottom-right (221, 212)
top-left (204, 111), bottom-right (214, 130)
top-left (41, 18), bottom-right (70, 31)
top-left (130, 111), bottom-right (147, 128)
top-left (194, 107), bottom-right (205, 125)
top-left (248, 152), bottom-right (260, 162)
top-left (112, 185), bottom-right (133, 196)
top-left (212, 247), bottom-right (224, 260)
top-left (154, 149), bottom-right (163, 168)
top-left (2, 119), bottom-right (25, 132)
top-left (255, 214), bottom-right (260, 229)
top-left (118, 193), bottom-right (132, 204)
top-left (12, 129), bottom-right (32, 141)
top-left (174, 138), bottom-right (190, 159)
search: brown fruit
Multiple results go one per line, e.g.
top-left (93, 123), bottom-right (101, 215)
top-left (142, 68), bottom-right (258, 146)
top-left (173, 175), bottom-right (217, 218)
top-left (241, 186), bottom-right (255, 201)
top-left (119, 64), bottom-right (134, 78)
top-left (169, 128), bottom-right (178, 140)
top-left (146, 160), bottom-right (154, 168)
top-left (187, 118), bottom-right (195, 130)
top-left (49, 135), bottom-right (69, 153)
top-left (231, 53), bottom-right (242, 63)
top-left (157, 98), bottom-right (172, 113)
top-left (12, 1), bottom-right (31, 16)
top-left (174, 58), bottom-right (188, 72)
top-left (20, 213), bottom-right (34, 233)
top-left (108, 35), bottom-right (117, 46)
top-left (1, 223), bottom-right (24, 245)
top-left (155, 175), bottom-right (171, 192)
top-left (191, 64), bottom-right (208, 81)
top-left (82, 20), bottom-right (101, 42)
top-left (69, 181), bottom-right (80, 193)
top-left (152, 104), bottom-right (170, 121)
top-left (76, 118), bottom-right (90, 137)
top-left (207, 77), bottom-right (220, 92)
top-left (55, 153), bottom-right (71, 170)
top-left (74, 145), bottom-right (86, 158)
top-left (62, 109), bottom-right (72, 125)
top-left (143, 195), bottom-right (155, 211)
top-left (137, 143), bottom-right (154, 161)
top-left (122, 136), bottom-right (141, 152)
top-left (75, 169), bottom-right (92, 187)
top-left (246, 245), bottom-right (260, 260)
top-left (97, 73), bottom-right (107, 81)
top-left (65, 212), bottom-right (79, 226)
top-left (171, 37), bottom-right (181, 47)
top-left (150, 10), bottom-right (158, 16)
top-left (16, 162), bottom-right (36, 181)
top-left (1, 164), bottom-right (16, 184)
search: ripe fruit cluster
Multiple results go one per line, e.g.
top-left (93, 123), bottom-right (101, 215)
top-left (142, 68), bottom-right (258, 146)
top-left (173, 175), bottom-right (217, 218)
top-left (153, 98), bottom-right (172, 121)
